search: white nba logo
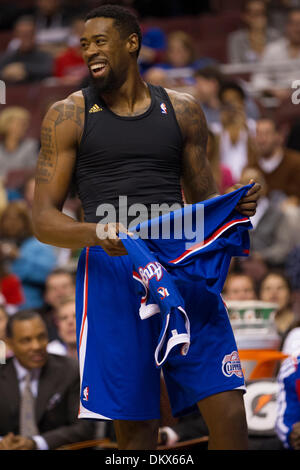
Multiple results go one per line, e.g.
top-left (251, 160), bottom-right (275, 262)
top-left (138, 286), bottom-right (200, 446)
top-left (160, 102), bottom-right (167, 114)
top-left (83, 386), bottom-right (89, 401)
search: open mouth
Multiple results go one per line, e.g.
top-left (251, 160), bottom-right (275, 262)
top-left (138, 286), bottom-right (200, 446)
top-left (89, 62), bottom-right (108, 78)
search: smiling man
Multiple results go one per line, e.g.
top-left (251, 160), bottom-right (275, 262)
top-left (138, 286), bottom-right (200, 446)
top-left (32, 5), bottom-right (261, 450)
top-left (0, 310), bottom-right (95, 450)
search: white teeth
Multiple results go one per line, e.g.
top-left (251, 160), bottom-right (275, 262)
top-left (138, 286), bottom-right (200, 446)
top-left (90, 63), bottom-right (106, 71)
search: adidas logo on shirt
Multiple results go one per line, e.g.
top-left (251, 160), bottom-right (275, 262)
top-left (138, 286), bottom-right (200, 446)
top-left (89, 104), bottom-right (103, 113)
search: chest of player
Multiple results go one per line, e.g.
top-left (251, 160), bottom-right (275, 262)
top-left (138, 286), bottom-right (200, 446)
top-left (77, 98), bottom-right (183, 168)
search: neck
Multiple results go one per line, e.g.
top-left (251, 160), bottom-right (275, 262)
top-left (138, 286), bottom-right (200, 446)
top-left (66, 343), bottom-right (78, 358)
top-left (100, 68), bottom-right (148, 113)
top-left (261, 146), bottom-right (282, 160)
top-left (4, 135), bottom-right (20, 152)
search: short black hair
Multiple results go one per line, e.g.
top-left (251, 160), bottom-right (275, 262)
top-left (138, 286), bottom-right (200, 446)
top-left (85, 4), bottom-right (142, 57)
top-left (6, 310), bottom-right (45, 338)
top-left (218, 81), bottom-right (246, 103)
top-left (194, 66), bottom-right (224, 86)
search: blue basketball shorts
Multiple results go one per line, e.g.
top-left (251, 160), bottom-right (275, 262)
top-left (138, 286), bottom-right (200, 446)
top-left (76, 246), bottom-right (245, 421)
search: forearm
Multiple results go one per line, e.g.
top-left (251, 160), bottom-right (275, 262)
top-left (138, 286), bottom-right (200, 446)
top-left (33, 206), bottom-right (99, 250)
top-left (182, 168), bottom-right (219, 204)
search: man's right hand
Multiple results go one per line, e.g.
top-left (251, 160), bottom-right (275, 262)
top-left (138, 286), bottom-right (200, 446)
top-left (0, 433), bottom-right (17, 450)
top-left (96, 222), bottom-right (132, 257)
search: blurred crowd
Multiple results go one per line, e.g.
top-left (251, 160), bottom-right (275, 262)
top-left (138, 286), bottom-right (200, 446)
top-left (0, 0), bottom-right (300, 451)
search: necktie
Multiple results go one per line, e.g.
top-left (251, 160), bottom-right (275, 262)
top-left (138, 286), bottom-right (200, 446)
top-left (19, 372), bottom-right (39, 437)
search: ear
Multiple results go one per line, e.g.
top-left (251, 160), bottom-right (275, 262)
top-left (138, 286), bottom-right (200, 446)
top-left (127, 33), bottom-right (139, 55)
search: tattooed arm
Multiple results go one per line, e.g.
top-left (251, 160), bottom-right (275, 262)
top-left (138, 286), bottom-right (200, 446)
top-left (32, 92), bottom-right (100, 249)
top-left (167, 89), bottom-right (218, 203)
top-left (167, 89), bottom-right (261, 215)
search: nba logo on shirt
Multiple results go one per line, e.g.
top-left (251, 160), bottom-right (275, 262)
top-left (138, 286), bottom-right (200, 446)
top-left (160, 102), bottom-right (168, 114)
top-left (83, 386), bottom-right (89, 401)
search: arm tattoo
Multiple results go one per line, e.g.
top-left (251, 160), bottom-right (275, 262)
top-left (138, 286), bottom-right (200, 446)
top-left (35, 99), bottom-right (84, 184)
top-left (170, 91), bottom-right (218, 203)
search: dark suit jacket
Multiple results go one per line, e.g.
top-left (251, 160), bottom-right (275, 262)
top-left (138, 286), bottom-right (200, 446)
top-left (0, 354), bottom-right (95, 449)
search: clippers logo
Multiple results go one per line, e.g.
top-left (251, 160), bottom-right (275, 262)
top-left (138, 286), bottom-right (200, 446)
top-left (83, 386), bottom-right (89, 401)
top-left (139, 262), bottom-right (163, 287)
top-left (222, 351), bottom-right (243, 378)
top-left (157, 287), bottom-right (169, 299)
top-left (160, 102), bottom-right (168, 114)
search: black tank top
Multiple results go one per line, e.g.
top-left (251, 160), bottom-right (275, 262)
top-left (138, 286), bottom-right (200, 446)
top-left (75, 83), bottom-right (184, 225)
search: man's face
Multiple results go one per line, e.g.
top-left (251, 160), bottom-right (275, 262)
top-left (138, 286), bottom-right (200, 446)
top-left (194, 76), bottom-right (218, 102)
top-left (255, 120), bottom-right (280, 157)
top-left (80, 17), bottom-right (135, 93)
top-left (56, 301), bottom-right (77, 346)
top-left (45, 274), bottom-right (75, 309)
top-left (260, 274), bottom-right (290, 310)
top-left (243, 1), bottom-right (267, 29)
top-left (15, 21), bottom-right (36, 52)
top-left (225, 276), bottom-right (256, 301)
top-left (287, 12), bottom-right (300, 46)
top-left (7, 317), bottom-right (48, 369)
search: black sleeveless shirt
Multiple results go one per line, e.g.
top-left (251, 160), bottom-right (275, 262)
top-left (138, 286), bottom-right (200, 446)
top-left (75, 83), bottom-right (184, 225)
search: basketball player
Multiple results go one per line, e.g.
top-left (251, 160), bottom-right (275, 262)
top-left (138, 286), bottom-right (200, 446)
top-left (32, 5), bottom-right (261, 450)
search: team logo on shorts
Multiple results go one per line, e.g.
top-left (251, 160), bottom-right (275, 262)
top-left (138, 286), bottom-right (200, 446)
top-left (83, 386), bottom-right (89, 401)
top-left (222, 351), bottom-right (243, 378)
top-left (160, 102), bottom-right (168, 114)
top-left (157, 286), bottom-right (169, 299)
top-left (139, 262), bottom-right (163, 287)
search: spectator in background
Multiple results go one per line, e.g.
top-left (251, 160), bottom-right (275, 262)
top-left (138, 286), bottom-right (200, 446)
top-left (53, 17), bottom-right (87, 85)
top-left (276, 354), bottom-right (300, 449)
top-left (206, 130), bottom-right (234, 194)
top-left (280, 319), bottom-right (300, 355)
top-left (251, 7), bottom-right (300, 100)
top-left (210, 81), bottom-right (257, 182)
top-left (0, 16), bottom-right (53, 83)
top-left (40, 268), bottom-right (76, 341)
top-left (22, 175), bottom-right (36, 210)
top-left (144, 30), bottom-right (214, 90)
top-left (227, 0), bottom-right (280, 64)
top-left (193, 66), bottom-right (260, 127)
top-left (193, 66), bottom-right (225, 127)
top-left (265, 0), bottom-right (300, 33)
top-left (259, 271), bottom-right (297, 336)
top-left (0, 310), bottom-right (95, 450)
top-left (47, 295), bottom-right (77, 359)
top-left (253, 118), bottom-right (300, 202)
top-left (0, 244), bottom-right (24, 314)
top-left (0, 201), bottom-right (57, 310)
top-left (138, 27), bottom-right (166, 75)
top-left (240, 166), bottom-right (297, 268)
top-left (222, 272), bottom-right (257, 301)
top-left (0, 107), bottom-right (38, 182)
top-left (29, 0), bottom-right (71, 56)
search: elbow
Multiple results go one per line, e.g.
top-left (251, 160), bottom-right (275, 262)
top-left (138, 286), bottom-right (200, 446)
top-left (32, 209), bottom-right (49, 244)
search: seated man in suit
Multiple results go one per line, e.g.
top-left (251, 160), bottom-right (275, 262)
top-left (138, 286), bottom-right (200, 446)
top-left (0, 310), bottom-right (95, 450)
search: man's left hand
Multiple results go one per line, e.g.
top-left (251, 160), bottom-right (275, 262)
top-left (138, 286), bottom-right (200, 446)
top-left (233, 179), bottom-right (261, 217)
top-left (6, 435), bottom-right (36, 450)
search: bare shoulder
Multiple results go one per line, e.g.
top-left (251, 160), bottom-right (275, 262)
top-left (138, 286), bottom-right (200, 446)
top-left (44, 90), bottom-right (85, 130)
top-left (164, 87), bottom-right (208, 142)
